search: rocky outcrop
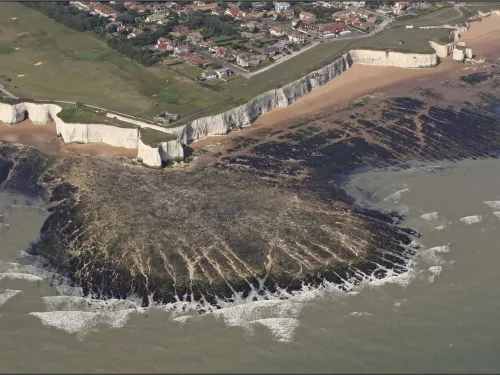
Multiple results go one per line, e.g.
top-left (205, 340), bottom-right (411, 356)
top-left (137, 135), bottom-right (161, 167)
top-left (453, 48), bottom-right (466, 62)
top-left (347, 49), bottom-right (439, 68)
top-left (160, 139), bottom-right (184, 162)
top-left (429, 41), bottom-right (454, 57)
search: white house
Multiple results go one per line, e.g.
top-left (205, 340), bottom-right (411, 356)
top-left (275, 2), bottom-right (291, 13)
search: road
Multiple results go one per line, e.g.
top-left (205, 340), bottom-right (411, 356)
top-left (0, 84), bottom-right (18, 99)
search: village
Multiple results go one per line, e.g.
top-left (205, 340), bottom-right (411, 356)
top-left (67, 0), bottom-right (402, 80)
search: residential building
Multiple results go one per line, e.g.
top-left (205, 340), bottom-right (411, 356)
top-left (146, 13), bottom-right (167, 23)
top-left (236, 52), bottom-right (261, 68)
top-left (241, 31), bottom-right (266, 39)
top-left (215, 68), bottom-right (234, 78)
top-left (202, 70), bottom-right (218, 80)
top-left (325, 23), bottom-right (348, 34)
top-left (252, 2), bottom-right (266, 11)
top-left (199, 40), bottom-right (215, 49)
top-left (269, 26), bottom-right (285, 36)
top-left (186, 53), bottom-right (211, 67)
top-left (299, 11), bottom-right (317, 22)
top-left (275, 2), bottom-right (291, 13)
top-left (187, 31), bottom-right (203, 44)
top-left (288, 31), bottom-right (305, 44)
top-left (298, 22), bottom-right (321, 37)
top-left (172, 25), bottom-right (190, 37)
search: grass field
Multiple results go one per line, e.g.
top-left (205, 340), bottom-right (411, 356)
top-left (0, 42), bottom-right (15, 53)
top-left (139, 127), bottom-right (176, 146)
top-left (392, 6), bottom-right (463, 27)
top-left (0, 2), bottom-right (229, 120)
top-left (354, 28), bottom-right (452, 53)
top-left (58, 106), bottom-right (137, 128)
top-left (0, 1), bottom-right (487, 128)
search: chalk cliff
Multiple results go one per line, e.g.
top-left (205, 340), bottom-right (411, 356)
top-left (0, 46), bottom-right (463, 164)
top-left (429, 41), bottom-right (454, 58)
top-left (347, 49), bottom-right (439, 68)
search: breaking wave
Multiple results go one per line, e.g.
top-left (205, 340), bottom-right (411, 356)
top-left (460, 215), bottom-right (483, 225)
top-left (0, 289), bottom-right (22, 306)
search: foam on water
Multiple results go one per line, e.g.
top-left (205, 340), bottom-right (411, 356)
top-left (0, 289), bottom-right (22, 306)
top-left (421, 212), bottom-right (439, 221)
top-left (42, 295), bottom-right (142, 312)
top-left (460, 215), bottom-right (483, 225)
top-left (483, 201), bottom-right (500, 210)
top-left (29, 309), bottom-right (139, 336)
top-left (493, 212), bottom-right (500, 219)
top-left (350, 311), bottom-right (373, 317)
top-left (249, 318), bottom-right (300, 343)
top-left (0, 273), bottom-right (43, 282)
top-left (428, 266), bottom-right (443, 283)
top-left (383, 188), bottom-right (410, 202)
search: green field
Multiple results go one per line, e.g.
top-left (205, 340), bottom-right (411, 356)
top-left (0, 2), bottom-right (229, 120)
top-left (355, 28), bottom-right (452, 53)
top-left (0, 1), bottom-right (490, 129)
top-left (139, 127), bottom-right (176, 146)
top-left (58, 106), bottom-right (136, 128)
top-left (0, 42), bottom-right (15, 53)
top-left (392, 6), bottom-right (464, 27)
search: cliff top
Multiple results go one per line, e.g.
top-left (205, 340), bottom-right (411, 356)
top-left (57, 107), bottom-right (137, 129)
top-left (139, 127), bottom-right (176, 146)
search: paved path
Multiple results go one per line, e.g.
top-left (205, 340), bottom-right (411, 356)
top-left (0, 84), bottom-right (18, 99)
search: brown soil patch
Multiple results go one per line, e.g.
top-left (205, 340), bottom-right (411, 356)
top-left (0, 119), bottom-right (137, 158)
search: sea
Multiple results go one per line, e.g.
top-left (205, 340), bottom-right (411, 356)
top-left (1, 156), bottom-right (499, 373)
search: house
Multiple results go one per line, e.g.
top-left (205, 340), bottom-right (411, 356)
top-left (152, 3), bottom-right (170, 13)
top-left (299, 11), bottom-right (317, 23)
top-left (269, 26), bottom-right (285, 36)
top-left (236, 52), bottom-right (261, 68)
top-left (252, 2), bottom-right (266, 11)
top-left (241, 31), bottom-right (266, 40)
top-left (202, 70), bottom-right (218, 80)
top-left (194, 0), bottom-right (206, 5)
top-left (155, 37), bottom-right (176, 50)
top-left (325, 23), bottom-right (348, 34)
top-left (146, 13), bottom-right (167, 23)
top-left (123, 1), bottom-right (145, 12)
top-left (186, 53), bottom-right (211, 67)
top-left (187, 31), bottom-right (203, 44)
top-left (393, 2), bottom-right (410, 15)
top-left (172, 25), bottom-right (190, 37)
top-left (298, 22), bottom-right (321, 37)
top-left (226, 6), bottom-right (246, 20)
top-left (215, 46), bottom-right (234, 61)
top-left (199, 40), bottom-right (215, 49)
top-left (212, 5), bottom-right (224, 15)
top-left (93, 5), bottom-right (117, 18)
top-left (174, 44), bottom-right (191, 54)
top-left (291, 17), bottom-right (300, 27)
top-left (263, 46), bottom-right (280, 56)
top-left (215, 68), bottom-right (233, 78)
top-left (275, 2), bottom-right (291, 13)
top-left (288, 31), bottom-right (305, 44)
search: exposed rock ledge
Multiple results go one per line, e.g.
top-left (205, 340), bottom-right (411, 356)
top-left (0, 47), bottom-right (452, 165)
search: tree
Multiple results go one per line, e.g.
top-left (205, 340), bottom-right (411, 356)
top-left (219, 1), bottom-right (229, 9)
top-left (265, 0), bottom-right (274, 11)
top-left (239, 1), bottom-right (252, 11)
top-left (212, 62), bottom-right (223, 69)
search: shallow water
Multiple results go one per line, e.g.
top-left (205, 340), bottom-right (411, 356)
top-left (1, 157), bottom-right (500, 373)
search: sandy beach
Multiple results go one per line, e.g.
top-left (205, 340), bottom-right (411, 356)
top-left (0, 119), bottom-right (137, 158)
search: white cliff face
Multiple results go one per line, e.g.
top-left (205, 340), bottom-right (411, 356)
top-left (453, 48), bottom-right (466, 62)
top-left (347, 49), bottom-right (439, 68)
top-left (137, 136), bottom-right (161, 167)
top-left (187, 55), bottom-right (351, 142)
top-left (160, 139), bottom-right (184, 162)
top-left (429, 41), bottom-right (454, 57)
top-left (56, 121), bottom-right (139, 149)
